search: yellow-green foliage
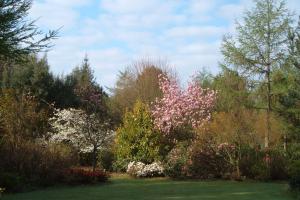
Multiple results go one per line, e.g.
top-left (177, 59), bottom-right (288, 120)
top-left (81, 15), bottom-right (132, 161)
top-left (115, 100), bottom-right (162, 165)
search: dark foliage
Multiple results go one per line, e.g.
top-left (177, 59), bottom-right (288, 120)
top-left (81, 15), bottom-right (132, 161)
top-left (63, 168), bottom-right (109, 185)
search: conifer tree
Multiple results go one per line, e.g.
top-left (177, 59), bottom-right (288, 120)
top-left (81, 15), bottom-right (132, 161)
top-left (222, 0), bottom-right (292, 148)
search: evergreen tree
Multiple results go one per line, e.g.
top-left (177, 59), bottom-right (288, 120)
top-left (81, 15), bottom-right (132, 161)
top-left (272, 20), bottom-right (300, 143)
top-left (70, 56), bottom-right (109, 119)
top-left (115, 100), bottom-right (162, 167)
top-left (0, 0), bottom-right (58, 62)
top-left (0, 55), bottom-right (54, 104)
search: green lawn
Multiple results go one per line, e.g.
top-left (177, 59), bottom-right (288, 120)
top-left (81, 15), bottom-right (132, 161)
top-left (2, 175), bottom-right (293, 200)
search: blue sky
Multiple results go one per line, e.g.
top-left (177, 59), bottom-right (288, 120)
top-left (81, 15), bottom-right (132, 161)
top-left (29, 0), bottom-right (300, 89)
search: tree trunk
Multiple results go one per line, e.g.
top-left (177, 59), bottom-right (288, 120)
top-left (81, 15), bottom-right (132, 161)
top-left (92, 146), bottom-right (97, 173)
top-left (283, 133), bottom-right (287, 151)
top-left (265, 67), bottom-right (271, 148)
top-left (236, 163), bottom-right (241, 180)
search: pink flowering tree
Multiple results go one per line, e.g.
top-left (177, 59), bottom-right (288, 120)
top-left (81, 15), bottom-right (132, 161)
top-left (151, 74), bottom-right (216, 135)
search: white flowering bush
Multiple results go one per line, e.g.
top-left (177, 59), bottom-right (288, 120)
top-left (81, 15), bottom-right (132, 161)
top-left (126, 161), bottom-right (164, 178)
top-left (127, 162), bottom-right (145, 177)
top-left (49, 108), bottom-right (114, 153)
top-left (48, 108), bottom-right (114, 171)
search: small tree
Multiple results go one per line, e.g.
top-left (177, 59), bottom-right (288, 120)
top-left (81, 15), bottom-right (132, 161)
top-left (0, 89), bottom-right (49, 140)
top-left (151, 74), bottom-right (216, 135)
top-left (49, 108), bottom-right (113, 172)
top-left (115, 100), bottom-right (162, 168)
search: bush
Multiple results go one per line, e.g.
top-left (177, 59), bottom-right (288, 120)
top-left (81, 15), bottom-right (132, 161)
top-left (98, 149), bottom-right (115, 171)
top-left (268, 149), bottom-right (288, 180)
top-left (142, 162), bottom-right (164, 177)
top-left (239, 146), bottom-right (260, 179)
top-left (0, 139), bottom-right (76, 191)
top-left (164, 143), bottom-right (189, 179)
top-left (126, 162), bottom-right (145, 177)
top-left (240, 147), bottom-right (287, 181)
top-left (0, 173), bottom-right (25, 193)
top-left (79, 152), bottom-right (94, 167)
top-left (287, 143), bottom-right (300, 161)
top-left (250, 162), bottom-right (270, 181)
top-left (64, 168), bottom-right (109, 185)
top-left (188, 141), bottom-right (229, 179)
top-left (115, 100), bottom-right (162, 165)
top-left (113, 158), bottom-right (130, 172)
top-left (126, 161), bottom-right (164, 178)
top-left (288, 160), bottom-right (300, 191)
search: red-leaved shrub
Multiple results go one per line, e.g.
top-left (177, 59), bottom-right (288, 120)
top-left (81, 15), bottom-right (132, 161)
top-left (64, 168), bottom-right (109, 184)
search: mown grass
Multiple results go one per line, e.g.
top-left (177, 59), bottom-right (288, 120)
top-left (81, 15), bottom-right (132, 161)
top-left (2, 174), bottom-right (293, 200)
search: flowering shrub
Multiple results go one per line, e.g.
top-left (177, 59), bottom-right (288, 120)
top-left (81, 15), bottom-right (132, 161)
top-left (152, 74), bottom-right (216, 135)
top-left (49, 108), bottom-right (114, 153)
top-left (64, 168), bottom-right (109, 184)
top-left (142, 162), bottom-right (165, 177)
top-left (164, 144), bottom-right (190, 178)
top-left (127, 162), bottom-right (145, 177)
top-left (126, 161), bottom-right (164, 178)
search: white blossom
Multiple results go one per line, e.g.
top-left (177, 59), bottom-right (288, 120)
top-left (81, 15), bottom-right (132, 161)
top-left (49, 108), bottom-right (114, 153)
top-left (126, 161), bottom-right (164, 177)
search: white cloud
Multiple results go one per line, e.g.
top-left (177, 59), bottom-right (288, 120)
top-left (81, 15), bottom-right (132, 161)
top-left (165, 26), bottom-right (226, 39)
top-left (100, 0), bottom-right (177, 14)
top-left (219, 4), bottom-right (244, 21)
top-left (30, 0), bottom-right (92, 30)
top-left (31, 0), bottom-right (300, 89)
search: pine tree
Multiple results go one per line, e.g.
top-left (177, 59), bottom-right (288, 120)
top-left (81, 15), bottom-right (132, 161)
top-left (0, 0), bottom-right (58, 62)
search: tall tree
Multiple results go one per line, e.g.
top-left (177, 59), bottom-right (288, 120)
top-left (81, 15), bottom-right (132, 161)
top-left (71, 56), bottom-right (108, 118)
top-left (271, 19), bottom-right (300, 143)
top-left (0, 0), bottom-right (58, 62)
top-left (212, 67), bottom-right (253, 112)
top-left (0, 55), bottom-right (54, 101)
top-left (221, 0), bottom-right (292, 148)
top-left (110, 59), bottom-right (174, 123)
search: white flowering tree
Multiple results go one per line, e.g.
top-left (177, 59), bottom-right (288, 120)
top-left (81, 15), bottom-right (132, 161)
top-left (49, 108), bottom-right (114, 171)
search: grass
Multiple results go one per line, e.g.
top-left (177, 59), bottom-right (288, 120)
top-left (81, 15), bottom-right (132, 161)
top-left (2, 174), bottom-right (293, 200)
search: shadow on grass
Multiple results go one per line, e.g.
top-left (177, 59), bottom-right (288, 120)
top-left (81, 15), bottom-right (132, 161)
top-left (2, 177), bottom-right (293, 200)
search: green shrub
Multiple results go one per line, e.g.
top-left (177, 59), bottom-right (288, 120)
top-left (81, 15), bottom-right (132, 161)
top-left (79, 152), bottom-right (95, 167)
top-left (98, 149), bottom-right (115, 171)
top-left (115, 100), bottom-right (162, 165)
top-left (0, 173), bottom-right (25, 192)
top-left (112, 158), bottom-right (130, 172)
top-left (288, 160), bottom-right (300, 191)
top-left (251, 162), bottom-right (270, 181)
top-left (164, 143), bottom-right (189, 179)
top-left (287, 143), bottom-right (300, 161)
top-left (188, 141), bottom-right (229, 179)
top-left (239, 146), bottom-right (260, 179)
top-left (0, 139), bottom-right (76, 191)
top-left (268, 149), bottom-right (288, 180)
top-left (239, 147), bottom-right (288, 181)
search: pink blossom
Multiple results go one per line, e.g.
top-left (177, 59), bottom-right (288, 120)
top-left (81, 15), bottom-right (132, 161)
top-left (151, 74), bottom-right (216, 135)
